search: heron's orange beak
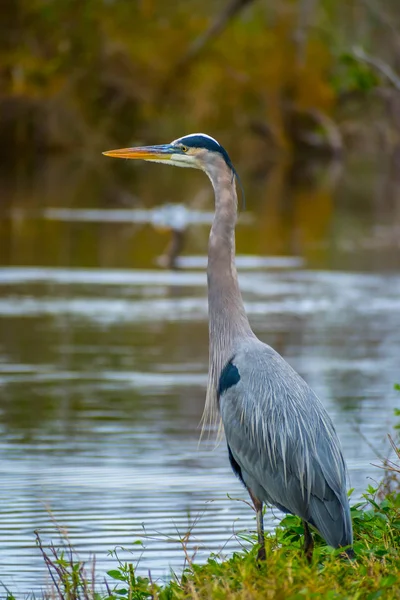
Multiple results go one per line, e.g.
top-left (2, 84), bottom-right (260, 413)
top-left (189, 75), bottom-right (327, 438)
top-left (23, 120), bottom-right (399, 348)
top-left (102, 144), bottom-right (175, 160)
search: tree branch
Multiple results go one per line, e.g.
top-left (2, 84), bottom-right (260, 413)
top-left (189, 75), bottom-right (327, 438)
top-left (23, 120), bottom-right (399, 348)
top-left (352, 46), bottom-right (400, 91)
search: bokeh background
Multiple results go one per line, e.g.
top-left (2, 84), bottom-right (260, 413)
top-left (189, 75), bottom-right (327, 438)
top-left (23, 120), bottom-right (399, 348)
top-left (1, 0), bottom-right (400, 596)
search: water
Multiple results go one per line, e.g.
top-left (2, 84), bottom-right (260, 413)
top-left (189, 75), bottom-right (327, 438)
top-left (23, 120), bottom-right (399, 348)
top-left (0, 155), bottom-right (399, 596)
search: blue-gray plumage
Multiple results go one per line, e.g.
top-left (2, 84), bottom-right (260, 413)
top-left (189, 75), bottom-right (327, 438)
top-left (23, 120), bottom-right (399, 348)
top-left (219, 340), bottom-right (353, 550)
top-left (103, 132), bottom-right (354, 562)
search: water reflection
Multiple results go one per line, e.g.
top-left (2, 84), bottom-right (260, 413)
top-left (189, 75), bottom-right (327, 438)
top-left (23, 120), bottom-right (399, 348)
top-left (0, 155), bottom-right (399, 595)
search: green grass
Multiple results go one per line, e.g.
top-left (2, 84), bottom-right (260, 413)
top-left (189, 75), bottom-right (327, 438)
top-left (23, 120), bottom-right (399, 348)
top-left (130, 490), bottom-right (400, 600)
top-left (17, 487), bottom-right (399, 600)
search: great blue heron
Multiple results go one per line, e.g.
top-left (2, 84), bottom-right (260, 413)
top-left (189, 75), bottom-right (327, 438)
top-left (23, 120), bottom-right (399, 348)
top-left (103, 133), bottom-right (354, 562)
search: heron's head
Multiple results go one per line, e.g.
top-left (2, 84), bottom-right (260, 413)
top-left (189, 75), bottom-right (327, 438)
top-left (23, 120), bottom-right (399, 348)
top-left (103, 133), bottom-right (235, 177)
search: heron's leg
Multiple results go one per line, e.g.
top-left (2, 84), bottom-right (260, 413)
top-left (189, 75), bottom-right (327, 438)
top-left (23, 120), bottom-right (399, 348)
top-left (303, 521), bottom-right (314, 564)
top-left (248, 489), bottom-right (265, 561)
top-left (256, 503), bottom-right (266, 561)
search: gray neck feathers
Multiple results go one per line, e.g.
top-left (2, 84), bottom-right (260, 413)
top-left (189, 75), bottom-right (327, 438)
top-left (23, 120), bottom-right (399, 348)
top-left (201, 157), bottom-right (254, 436)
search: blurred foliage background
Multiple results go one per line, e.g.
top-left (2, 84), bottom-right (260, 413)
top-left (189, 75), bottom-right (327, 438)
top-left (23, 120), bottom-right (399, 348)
top-left (2, 0), bottom-right (400, 162)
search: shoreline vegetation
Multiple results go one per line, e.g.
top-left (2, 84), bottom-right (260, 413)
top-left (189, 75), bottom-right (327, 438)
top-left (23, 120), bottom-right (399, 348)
top-left (7, 487), bottom-right (400, 600)
top-left (7, 400), bottom-right (400, 600)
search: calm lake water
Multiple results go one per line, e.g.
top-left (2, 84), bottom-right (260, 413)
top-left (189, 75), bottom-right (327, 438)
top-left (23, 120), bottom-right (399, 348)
top-left (0, 153), bottom-right (400, 596)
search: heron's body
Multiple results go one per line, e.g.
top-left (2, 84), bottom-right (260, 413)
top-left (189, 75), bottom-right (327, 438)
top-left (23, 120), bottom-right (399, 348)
top-left (104, 132), bottom-right (354, 560)
top-left (219, 338), bottom-right (352, 549)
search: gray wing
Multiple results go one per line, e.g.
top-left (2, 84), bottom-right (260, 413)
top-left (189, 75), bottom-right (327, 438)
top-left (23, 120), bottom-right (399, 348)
top-left (219, 338), bottom-right (353, 548)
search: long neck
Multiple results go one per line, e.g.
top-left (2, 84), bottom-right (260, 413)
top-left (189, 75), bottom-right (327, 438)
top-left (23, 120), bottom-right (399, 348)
top-left (207, 163), bottom-right (252, 350)
top-left (202, 157), bottom-right (254, 434)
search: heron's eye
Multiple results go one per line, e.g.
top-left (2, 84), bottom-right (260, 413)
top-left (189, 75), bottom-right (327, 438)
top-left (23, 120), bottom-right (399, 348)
top-left (181, 145), bottom-right (188, 153)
